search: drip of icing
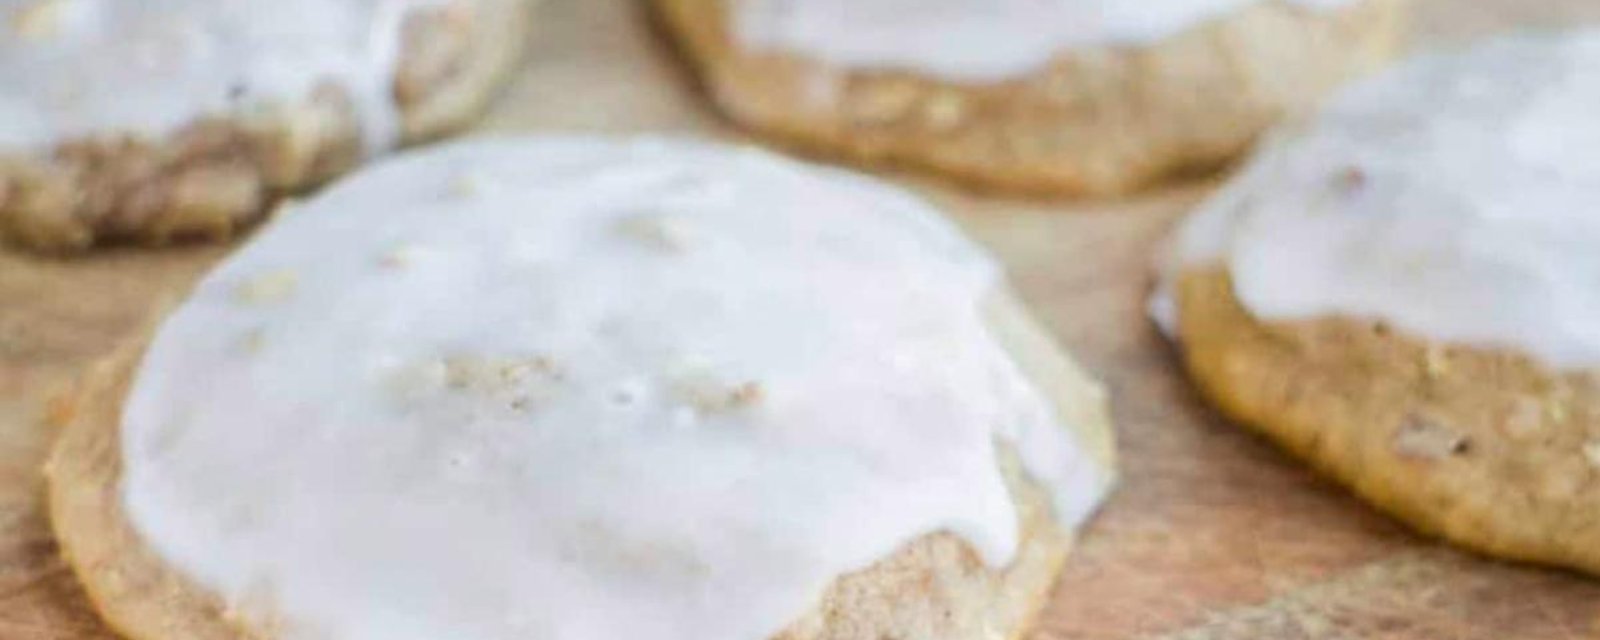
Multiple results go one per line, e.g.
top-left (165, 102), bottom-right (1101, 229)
top-left (0, 0), bottom-right (441, 151)
top-left (119, 137), bottom-right (1114, 640)
top-left (733, 0), bottom-right (1356, 82)
top-left (1153, 30), bottom-right (1600, 370)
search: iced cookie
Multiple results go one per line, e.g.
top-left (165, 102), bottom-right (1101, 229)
top-left (651, 0), bottom-right (1405, 197)
top-left (47, 137), bottom-right (1117, 640)
top-left (0, 0), bottom-right (532, 251)
top-left (1157, 32), bottom-right (1600, 574)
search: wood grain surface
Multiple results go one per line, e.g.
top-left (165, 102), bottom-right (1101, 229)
top-left (4, 0), bottom-right (1600, 637)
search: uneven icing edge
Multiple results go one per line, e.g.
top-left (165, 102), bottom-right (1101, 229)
top-left (0, 0), bottom-right (445, 151)
top-left (733, 0), bottom-right (1358, 82)
top-left (1153, 30), bottom-right (1600, 370)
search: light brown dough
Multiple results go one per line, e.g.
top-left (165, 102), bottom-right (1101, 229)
top-left (650, 0), bottom-right (1407, 197)
top-left (1177, 267), bottom-right (1600, 576)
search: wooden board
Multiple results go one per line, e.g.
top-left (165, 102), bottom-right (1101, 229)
top-left (4, 0), bottom-right (1600, 637)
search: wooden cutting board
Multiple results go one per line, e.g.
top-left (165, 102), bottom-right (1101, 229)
top-left (4, 0), bottom-right (1599, 637)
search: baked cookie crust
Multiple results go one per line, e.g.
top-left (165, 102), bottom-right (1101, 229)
top-left (650, 0), bottom-right (1406, 197)
top-left (0, 0), bottom-right (532, 252)
top-left (47, 292), bottom-right (1116, 640)
top-left (1176, 268), bottom-right (1600, 575)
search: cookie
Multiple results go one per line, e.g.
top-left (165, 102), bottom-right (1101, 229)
top-left (47, 137), bottom-right (1116, 640)
top-left (1158, 32), bottom-right (1600, 574)
top-left (651, 0), bottom-right (1406, 197)
top-left (0, 0), bottom-right (532, 251)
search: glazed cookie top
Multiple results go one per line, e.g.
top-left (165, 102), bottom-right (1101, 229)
top-left (1159, 31), bottom-right (1600, 369)
top-left (733, 0), bottom-right (1356, 81)
top-left (119, 137), bottom-right (1114, 640)
top-left (0, 0), bottom-right (440, 151)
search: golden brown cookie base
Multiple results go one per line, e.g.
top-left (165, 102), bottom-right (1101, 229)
top-left (0, 0), bottom-right (533, 252)
top-left (650, 0), bottom-right (1406, 198)
top-left (1177, 267), bottom-right (1600, 575)
top-left (47, 292), bottom-right (1116, 639)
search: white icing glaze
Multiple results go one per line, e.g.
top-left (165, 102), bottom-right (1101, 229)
top-left (734, 0), bottom-right (1356, 81)
top-left (120, 137), bottom-right (1114, 640)
top-left (0, 0), bottom-right (440, 151)
top-left (1155, 31), bottom-right (1600, 369)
